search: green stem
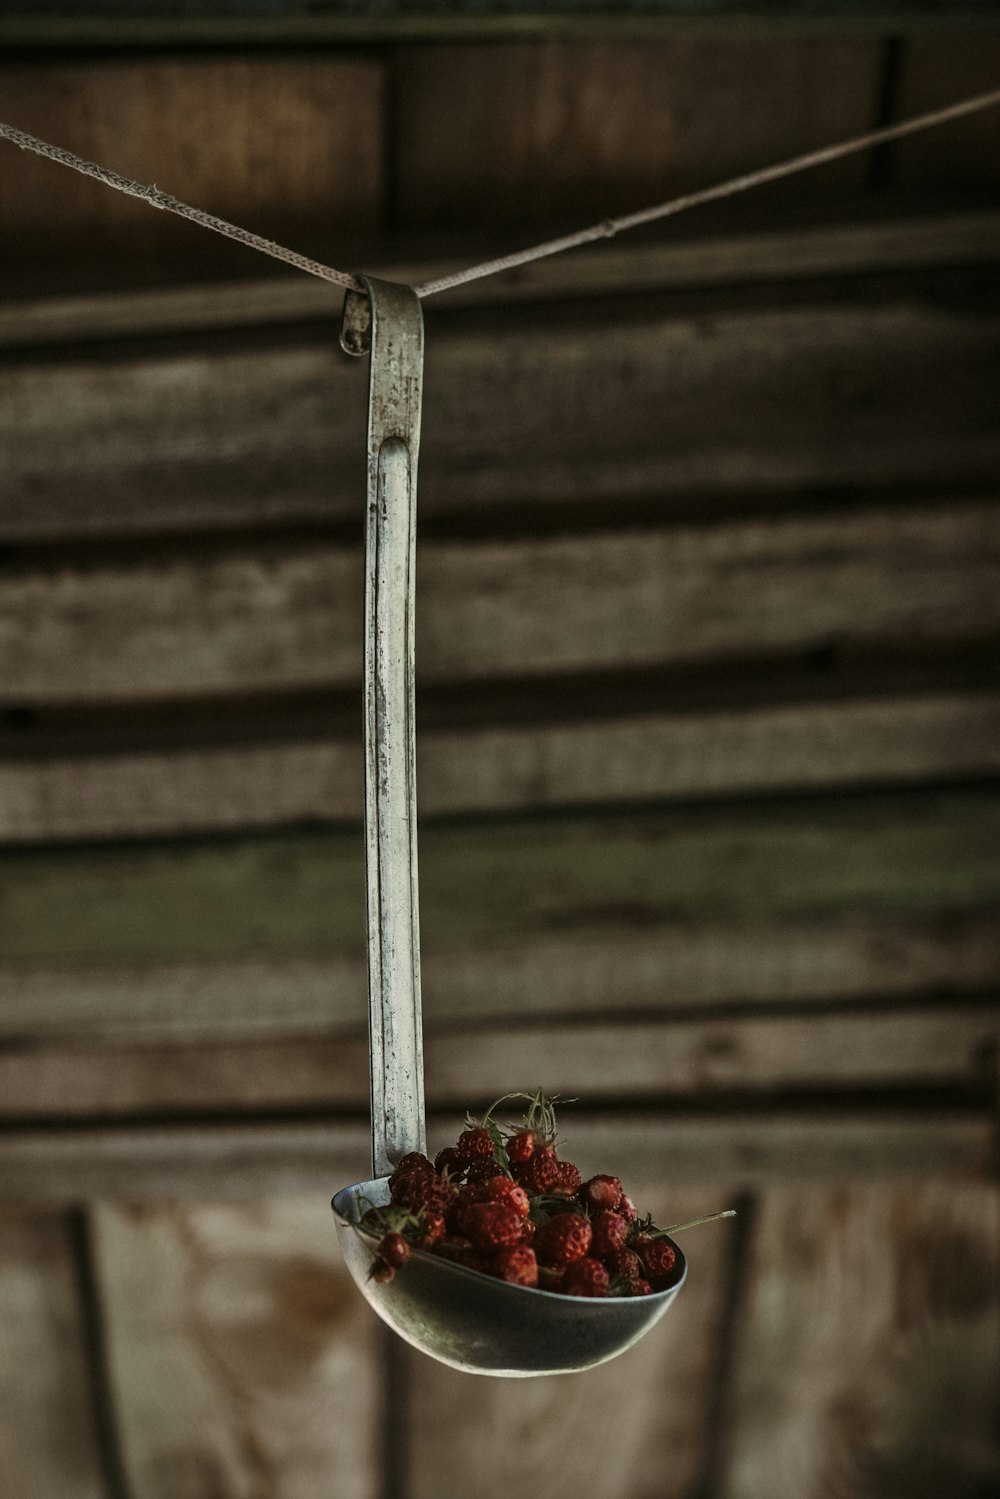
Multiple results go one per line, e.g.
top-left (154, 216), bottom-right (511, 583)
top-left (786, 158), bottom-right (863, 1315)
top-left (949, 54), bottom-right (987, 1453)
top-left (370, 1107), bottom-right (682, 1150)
top-left (659, 1209), bottom-right (737, 1236)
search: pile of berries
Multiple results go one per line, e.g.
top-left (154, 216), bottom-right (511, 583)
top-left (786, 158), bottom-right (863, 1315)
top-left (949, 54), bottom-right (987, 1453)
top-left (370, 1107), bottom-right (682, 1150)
top-left (357, 1090), bottom-right (723, 1298)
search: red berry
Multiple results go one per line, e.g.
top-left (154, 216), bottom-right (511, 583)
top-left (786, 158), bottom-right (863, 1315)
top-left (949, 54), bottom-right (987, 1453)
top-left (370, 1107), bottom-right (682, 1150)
top-left (552, 1161), bottom-right (582, 1196)
top-left (434, 1146), bottom-right (468, 1179)
top-left (618, 1193), bottom-right (638, 1225)
top-left (590, 1211), bottom-right (629, 1260)
top-left (378, 1231), bottom-right (411, 1269)
top-left (432, 1235), bottom-right (480, 1269)
top-left (393, 1151), bottom-right (433, 1174)
top-left (506, 1130), bottom-right (535, 1164)
top-left (607, 1248), bottom-right (644, 1291)
top-left (538, 1264), bottom-right (566, 1293)
top-left (636, 1236), bottom-right (677, 1288)
top-left (457, 1126), bottom-right (496, 1161)
top-left (465, 1200), bottom-right (525, 1252)
top-left (579, 1175), bottom-right (623, 1212)
top-left (562, 1257), bottom-right (610, 1297)
top-left (535, 1212), bottom-right (593, 1266)
top-left (634, 1279), bottom-right (654, 1296)
top-left (370, 1259), bottom-right (395, 1284)
top-left (414, 1211), bottom-right (446, 1251)
top-left (512, 1144), bottom-right (559, 1195)
top-left (485, 1175), bottom-right (530, 1218)
top-left (464, 1157), bottom-right (502, 1185)
top-left (492, 1245), bottom-right (538, 1287)
top-left (448, 1182), bottom-right (489, 1237)
top-left (392, 1168), bottom-right (455, 1216)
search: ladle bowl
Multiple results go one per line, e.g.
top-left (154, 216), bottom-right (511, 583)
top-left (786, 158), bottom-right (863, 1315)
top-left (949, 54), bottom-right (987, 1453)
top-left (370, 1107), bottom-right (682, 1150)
top-left (333, 1178), bottom-right (686, 1376)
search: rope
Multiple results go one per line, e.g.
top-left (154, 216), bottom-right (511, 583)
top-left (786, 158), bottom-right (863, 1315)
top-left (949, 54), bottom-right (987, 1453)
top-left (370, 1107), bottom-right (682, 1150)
top-left (0, 121), bottom-right (365, 294)
top-left (2, 85), bottom-right (1000, 303)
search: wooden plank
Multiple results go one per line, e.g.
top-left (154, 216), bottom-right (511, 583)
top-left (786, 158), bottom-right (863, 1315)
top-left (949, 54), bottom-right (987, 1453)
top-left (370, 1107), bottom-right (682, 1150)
top-left (0, 1213), bottom-right (106, 1499)
top-left (395, 37), bottom-right (879, 230)
top-left (0, 786), bottom-right (997, 984)
top-left (0, 55), bottom-right (385, 278)
top-left (895, 34), bottom-right (1000, 194)
top-left (407, 1185), bottom-right (734, 1499)
top-left (1, 909), bottom-right (997, 1045)
top-left (717, 1182), bottom-right (1000, 1499)
top-left (0, 1113), bottom-right (992, 1204)
top-left (93, 1198), bottom-right (381, 1499)
top-left (0, 2), bottom-right (997, 49)
top-left (3, 285), bottom-right (999, 539)
top-left (3, 692), bottom-right (1000, 841)
top-left (1, 1002), bottom-right (996, 1119)
top-left (0, 790), bottom-right (997, 1040)
top-left (2, 212), bottom-right (999, 346)
top-left (3, 502), bottom-right (1000, 702)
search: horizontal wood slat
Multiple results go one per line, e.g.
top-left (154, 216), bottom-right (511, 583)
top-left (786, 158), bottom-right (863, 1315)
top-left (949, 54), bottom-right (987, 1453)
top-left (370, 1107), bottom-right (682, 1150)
top-left (0, 1112), bottom-right (992, 1204)
top-left (2, 502), bottom-right (999, 703)
top-left (93, 1199), bottom-right (381, 1499)
top-left (2, 692), bottom-right (999, 841)
top-left (0, 789), bottom-right (996, 1015)
top-left (2, 214), bottom-right (998, 347)
top-left (1, 1003), bottom-right (995, 1120)
top-left (3, 273), bottom-right (999, 540)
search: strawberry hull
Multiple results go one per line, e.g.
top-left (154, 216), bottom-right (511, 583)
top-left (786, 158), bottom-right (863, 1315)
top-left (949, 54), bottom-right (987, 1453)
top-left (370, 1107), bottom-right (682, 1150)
top-left (333, 1178), bottom-right (687, 1378)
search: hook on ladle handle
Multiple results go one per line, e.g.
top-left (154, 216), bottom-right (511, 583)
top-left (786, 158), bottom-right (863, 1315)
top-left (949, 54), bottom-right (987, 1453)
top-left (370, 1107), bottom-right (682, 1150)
top-left (342, 277), bottom-right (427, 1179)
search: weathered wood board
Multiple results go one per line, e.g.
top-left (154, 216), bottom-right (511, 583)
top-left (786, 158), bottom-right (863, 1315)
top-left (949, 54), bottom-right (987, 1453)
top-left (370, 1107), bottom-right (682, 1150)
top-left (394, 36), bottom-right (879, 229)
top-left (0, 1113), bottom-right (992, 1204)
top-left (3, 261), bottom-right (999, 539)
top-left (0, 791), bottom-right (996, 1039)
top-left (407, 1186), bottom-right (735, 1499)
top-left (1, 1001), bottom-right (997, 1121)
top-left (0, 1213), bottom-right (106, 1499)
top-left (717, 1183), bottom-right (1000, 1499)
top-left (2, 692), bottom-right (999, 841)
top-left (0, 56), bottom-right (385, 278)
top-left (2, 502), bottom-right (999, 703)
top-left (93, 1198), bottom-right (381, 1499)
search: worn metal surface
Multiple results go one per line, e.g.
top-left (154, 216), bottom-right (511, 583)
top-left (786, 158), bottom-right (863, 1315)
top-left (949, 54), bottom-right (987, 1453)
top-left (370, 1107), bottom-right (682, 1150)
top-left (344, 277), bottom-right (426, 1179)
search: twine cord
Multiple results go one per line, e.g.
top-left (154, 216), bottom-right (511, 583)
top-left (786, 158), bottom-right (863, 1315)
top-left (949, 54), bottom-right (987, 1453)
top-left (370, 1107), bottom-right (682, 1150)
top-left (1, 85), bottom-right (999, 301)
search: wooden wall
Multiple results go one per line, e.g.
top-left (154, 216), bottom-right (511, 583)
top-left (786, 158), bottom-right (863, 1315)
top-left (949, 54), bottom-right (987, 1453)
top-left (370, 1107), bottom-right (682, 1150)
top-left (0, 25), bottom-right (998, 1499)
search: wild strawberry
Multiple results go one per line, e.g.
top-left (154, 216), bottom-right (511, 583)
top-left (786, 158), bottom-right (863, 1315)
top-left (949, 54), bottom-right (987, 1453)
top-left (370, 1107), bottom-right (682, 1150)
top-left (535, 1211), bottom-right (592, 1266)
top-left (393, 1151), bottom-right (434, 1175)
top-left (634, 1278), bottom-right (654, 1296)
top-left (579, 1175), bottom-right (623, 1212)
top-left (485, 1175), bottom-right (530, 1218)
top-left (370, 1259), bottom-right (395, 1284)
top-left (635, 1235), bottom-right (677, 1288)
top-left (492, 1245), bottom-right (538, 1287)
top-left (552, 1161), bottom-right (582, 1196)
top-left (520, 1218), bottom-right (536, 1242)
top-left (618, 1193), bottom-right (638, 1225)
top-left (607, 1248), bottom-right (644, 1290)
top-left (378, 1231), bottom-right (410, 1269)
top-left (432, 1235), bottom-right (479, 1269)
top-left (448, 1182), bottom-right (489, 1237)
top-left (434, 1146), bottom-right (468, 1179)
top-left (465, 1200), bottom-right (524, 1252)
top-left (512, 1143), bottom-right (559, 1195)
top-left (414, 1211), bottom-right (446, 1251)
top-left (457, 1126), bottom-right (497, 1162)
top-left (562, 1257), bottom-right (609, 1297)
top-left (464, 1157), bottom-right (502, 1185)
top-left (590, 1211), bottom-right (629, 1260)
top-left (506, 1129), bottom-right (535, 1165)
top-left (392, 1168), bottom-right (455, 1216)
top-left (538, 1264), bottom-right (566, 1293)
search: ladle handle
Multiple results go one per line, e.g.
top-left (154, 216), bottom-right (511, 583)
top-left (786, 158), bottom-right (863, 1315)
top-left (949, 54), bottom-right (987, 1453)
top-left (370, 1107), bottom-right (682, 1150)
top-left (342, 277), bottom-right (427, 1179)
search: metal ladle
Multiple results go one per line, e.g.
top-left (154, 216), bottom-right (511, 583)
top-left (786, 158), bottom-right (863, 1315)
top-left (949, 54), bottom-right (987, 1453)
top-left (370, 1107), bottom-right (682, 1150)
top-left (331, 278), bottom-right (686, 1375)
